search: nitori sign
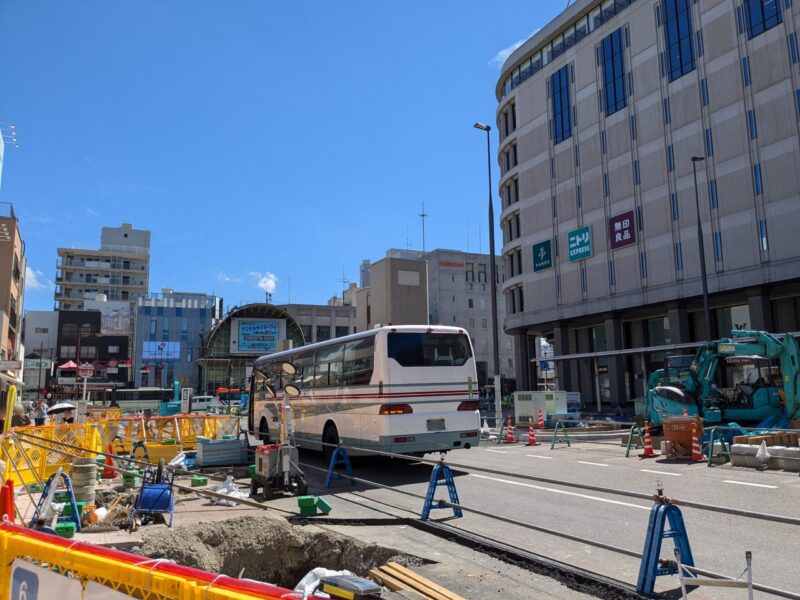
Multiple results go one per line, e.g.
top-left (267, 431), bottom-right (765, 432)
top-left (567, 226), bottom-right (592, 262)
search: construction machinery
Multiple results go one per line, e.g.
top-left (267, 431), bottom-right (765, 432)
top-left (645, 330), bottom-right (799, 427)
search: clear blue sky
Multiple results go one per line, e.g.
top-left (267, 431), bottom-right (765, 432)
top-left (4, 1), bottom-right (561, 312)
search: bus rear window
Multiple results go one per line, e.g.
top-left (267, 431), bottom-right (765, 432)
top-left (388, 332), bottom-right (472, 367)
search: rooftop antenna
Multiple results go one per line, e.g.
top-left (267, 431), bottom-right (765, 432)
top-left (265, 291), bottom-right (273, 304)
top-left (419, 201), bottom-right (428, 252)
top-left (287, 278), bottom-right (291, 304)
top-left (466, 219), bottom-right (470, 253)
top-left (406, 225), bottom-right (411, 250)
top-left (478, 224), bottom-right (483, 254)
top-left (340, 270), bottom-right (350, 292)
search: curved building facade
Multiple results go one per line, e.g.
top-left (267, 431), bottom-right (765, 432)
top-left (199, 303), bottom-right (305, 395)
top-left (496, 0), bottom-right (800, 409)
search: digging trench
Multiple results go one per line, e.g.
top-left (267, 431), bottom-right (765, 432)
top-left (138, 516), bottom-right (421, 589)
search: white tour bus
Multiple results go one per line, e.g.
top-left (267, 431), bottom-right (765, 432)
top-left (249, 325), bottom-right (481, 458)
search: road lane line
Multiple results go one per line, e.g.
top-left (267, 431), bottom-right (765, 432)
top-left (577, 461), bottom-right (608, 467)
top-left (470, 473), bottom-right (650, 511)
top-left (526, 455), bottom-right (553, 460)
top-left (485, 449), bottom-right (508, 454)
top-left (640, 469), bottom-right (681, 477)
top-left (723, 480), bottom-right (777, 489)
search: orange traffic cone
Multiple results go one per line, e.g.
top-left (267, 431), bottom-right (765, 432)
top-left (691, 423), bottom-right (703, 461)
top-left (504, 417), bottom-right (516, 444)
top-left (683, 408), bottom-right (688, 416)
top-left (526, 420), bottom-right (539, 446)
top-left (537, 409), bottom-right (545, 429)
top-left (101, 443), bottom-right (117, 479)
top-left (640, 421), bottom-right (655, 458)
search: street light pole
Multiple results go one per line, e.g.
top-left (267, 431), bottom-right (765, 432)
top-left (474, 122), bottom-right (502, 429)
top-left (691, 156), bottom-right (713, 340)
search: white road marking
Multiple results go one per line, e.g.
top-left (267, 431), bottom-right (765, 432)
top-left (640, 469), bottom-right (681, 477)
top-left (470, 473), bottom-right (650, 511)
top-left (485, 449), bottom-right (508, 454)
top-left (723, 480), bottom-right (778, 489)
top-left (526, 455), bottom-right (554, 460)
top-left (577, 461), bottom-right (608, 467)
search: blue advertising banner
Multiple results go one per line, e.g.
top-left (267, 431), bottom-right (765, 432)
top-left (238, 320), bottom-right (280, 353)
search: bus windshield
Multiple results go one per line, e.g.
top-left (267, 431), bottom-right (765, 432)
top-left (388, 332), bottom-right (472, 367)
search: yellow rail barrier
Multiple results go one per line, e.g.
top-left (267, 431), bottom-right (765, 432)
top-left (0, 522), bottom-right (306, 599)
top-left (1, 415), bottom-right (242, 486)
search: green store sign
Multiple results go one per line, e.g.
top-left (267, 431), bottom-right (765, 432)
top-left (533, 240), bottom-right (553, 272)
top-left (568, 226), bottom-right (592, 262)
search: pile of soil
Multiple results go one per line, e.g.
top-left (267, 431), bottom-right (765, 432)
top-left (140, 515), bottom-right (414, 588)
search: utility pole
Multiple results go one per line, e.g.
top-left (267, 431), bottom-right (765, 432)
top-left (419, 202), bottom-right (428, 252)
top-left (37, 342), bottom-right (45, 403)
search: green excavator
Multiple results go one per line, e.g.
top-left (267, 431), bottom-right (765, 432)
top-left (645, 330), bottom-right (800, 427)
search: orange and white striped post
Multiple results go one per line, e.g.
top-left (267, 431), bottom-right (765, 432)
top-left (537, 408), bottom-right (545, 429)
top-left (691, 423), bottom-right (703, 461)
top-left (640, 421), bottom-right (655, 458)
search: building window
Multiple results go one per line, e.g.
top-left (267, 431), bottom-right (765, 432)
top-left (742, 56), bottom-right (751, 86)
top-left (335, 326), bottom-right (350, 338)
top-left (633, 160), bottom-right (640, 185)
top-left (601, 130), bottom-right (607, 154)
top-left (667, 144), bottom-right (674, 172)
top-left (468, 298), bottom-right (474, 309)
top-left (663, 97), bottom-right (671, 124)
top-left (609, 259), bottom-right (616, 286)
top-left (700, 78), bottom-right (709, 106)
top-left (34, 327), bottom-right (48, 334)
top-left (663, 0), bottom-right (696, 81)
top-left (301, 324), bottom-right (312, 341)
top-left (675, 242), bottom-right (684, 271)
top-left (744, 0), bottom-right (783, 39)
top-left (709, 179), bottom-right (718, 208)
top-left (747, 110), bottom-right (758, 140)
top-left (630, 115), bottom-right (637, 140)
top-left (759, 219), bottom-right (769, 250)
top-left (671, 193), bottom-right (679, 220)
top-left (149, 319), bottom-right (157, 340)
top-left (478, 263), bottom-right (487, 283)
top-left (551, 65), bottom-right (572, 144)
top-left (108, 345), bottom-right (119, 354)
top-left (790, 32), bottom-right (799, 63)
top-left (705, 128), bottom-right (714, 157)
top-left (753, 163), bottom-right (763, 194)
top-left (316, 325), bottom-right (331, 341)
top-left (577, 185), bottom-right (582, 208)
top-left (580, 266), bottom-right (587, 292)
top-left (482, 318), bottom-right (487, 329)
top-left (696, 30), bottom-right (704, 57)
top-left (60, 346), bottom-right (76, 359)
top-left (603, 172), bottom-right (609, 197)
top-left (466, 262), bottom-right (475, 282)
top-left (601, 29), bottom-right (627, 116)
top-left (162, 317), bottom-right (169, 342)
top-left (640, 251), bottom-right (648, 279)
top-left (714, 231), bottom-right (723, 261)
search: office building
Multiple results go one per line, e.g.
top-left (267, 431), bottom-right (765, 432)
top-left (358, 249), bottom-right (515, 387)
top-left (0, 202), bottom-right (25, 362)
top-left (55, 223), bottom-right (150, 311)
top-left (280, 302), bottom-right (356, 344)
top-left (495, 0), bottom-right (800, 409)
top-left (133, 289), bottom-right (216, 390)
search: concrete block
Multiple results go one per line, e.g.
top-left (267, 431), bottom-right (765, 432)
top-left (730, 444), bottom-right (755, 467)
top-left (780, 447), bottom-right (800, 472)
top-left (767, 446), bottom-right (785, 470)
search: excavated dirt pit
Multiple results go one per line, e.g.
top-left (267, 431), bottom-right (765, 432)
top-left (139, 516), bottom-right (421, 589)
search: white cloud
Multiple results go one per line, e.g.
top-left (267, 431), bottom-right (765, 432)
top-left (250, 271), bottom-right (278, 294)
top-left (25, 266), bottom-right (51, 291)
top-left (489, 29), bottom-right (540, 69)
top-left (215, 270), bottom-right (242, 283)
top-left (84, 206), bottom-right (100, 218)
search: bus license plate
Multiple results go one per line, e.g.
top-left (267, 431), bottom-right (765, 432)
top-left (427, 418), bottom-right (446, 432)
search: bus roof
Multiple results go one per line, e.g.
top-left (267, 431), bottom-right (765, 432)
top-left (253, 324), bottom-right (468, 366)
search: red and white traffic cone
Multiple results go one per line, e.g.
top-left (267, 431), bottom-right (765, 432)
top-left (101, 443), bottom-right (117, 479)
top-left (640, 421), bottom-right (655, 458)
top-left (504, 417), bottom-right (516, 444)
top-left (691, 423), bottom-right (703, 461)
top-left (537, 408), bottom-right (545, 429)
top-left (682, 408), bottom-right (688, 416)
top-left (526, 420), bottom-right (540, 446)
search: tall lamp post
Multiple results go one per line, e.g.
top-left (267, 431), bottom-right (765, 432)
top-left (474, 122), bottom-right (502, 428)
top-left (691, 156), bottom-right (713, 340)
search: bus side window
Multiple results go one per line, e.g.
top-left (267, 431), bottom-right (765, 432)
top-left (315, 344), bottom-right (344, 388)
top-left (294, 352), bottom-right (315, 389)
top-left (254, 369), bottom-right (269, 398)
top-left (342, 337), bottom-right (375, 386)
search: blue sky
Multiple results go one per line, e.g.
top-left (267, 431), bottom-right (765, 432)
top-left (4, 1), bottom-right (561, 312)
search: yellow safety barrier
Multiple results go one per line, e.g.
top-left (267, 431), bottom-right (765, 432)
top-left (1, 415), bottom-right (242, 485)
top-left (0, 522), bottom-right (302, 599)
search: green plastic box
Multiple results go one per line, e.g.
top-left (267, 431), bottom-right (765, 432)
top-left (55, 522), bottom-right (76, 539)
top-left (315, 497), bottom-right (332, 515)
top-left (163, 438), bottom-right (177, 445)
top-left (297, 495), bottom-right (316, 508)
top-left (191, 476), bottom-right (208, 487)
top-left (299, 505), bottom-right (318, 516)
top-left (248, 464), bottom-right (256, 479)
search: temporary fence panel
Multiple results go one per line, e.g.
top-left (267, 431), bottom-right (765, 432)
top-left (0, 522), bottom-right (309, 599)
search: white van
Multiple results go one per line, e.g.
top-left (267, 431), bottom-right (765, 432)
top-left (189, 395), bottom-right (220, 413)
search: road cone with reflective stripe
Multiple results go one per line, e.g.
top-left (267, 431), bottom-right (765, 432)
top-left (691, 423), bottom-right (703, 461)
top-left (526, 420), bottom-right (540, 446)
top-left (639, 421), bottom-right (655, 458)
top-left (504, 417), bottom-right (516, 444)
top-left (537, 408), bottom-right (545, 429)
top-left (101, 443), bottom-right (117, 479)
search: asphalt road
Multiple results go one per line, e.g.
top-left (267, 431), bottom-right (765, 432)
top-left (299, 435), bottom-right (800, 598)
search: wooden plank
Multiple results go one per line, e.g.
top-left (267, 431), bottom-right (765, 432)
top-left (687, 577), bottom-right (749, 588)
top-left (369, 568), bottom-right (408, 592)
top-left (378, 565), bottom-right (450, 600)
top-left (383, 562), bottom-right (465, 600)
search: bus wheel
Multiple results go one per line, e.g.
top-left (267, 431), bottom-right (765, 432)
top-left (322, 423), bottom-right (339, 463)
top-left (259, 419), bottom-right (271, 443)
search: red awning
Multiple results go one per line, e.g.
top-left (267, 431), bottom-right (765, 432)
top-left (58, 360), bottom-right (78, 370)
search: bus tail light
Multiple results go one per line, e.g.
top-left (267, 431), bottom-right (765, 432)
top-left (460, 431), bottom-right (478, 438)
top-left (457, 401), bottom-right (479, 411)
top-left (379, 403), bottom-right (413, 415)
top-left (393, 436), bottom-right (416, 443)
